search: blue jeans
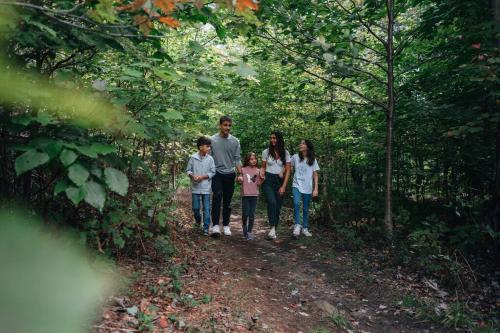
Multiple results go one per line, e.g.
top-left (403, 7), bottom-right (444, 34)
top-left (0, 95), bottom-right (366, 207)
top-left (192, 193), bottom-right (211, 231)
top-left (293, 187), bottom-right (312, 229)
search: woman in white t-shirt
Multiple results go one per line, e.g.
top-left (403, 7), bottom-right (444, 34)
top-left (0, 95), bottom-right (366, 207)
top-left (291, 140), bottom-right (320, 238)
top-left (260, 131), bottom-right (291, 240)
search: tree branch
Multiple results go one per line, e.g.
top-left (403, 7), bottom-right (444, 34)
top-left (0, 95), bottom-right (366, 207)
top-left (332, 0), bottom-right (388, 47)
top-left (301, 67), bottom-right (387, 110)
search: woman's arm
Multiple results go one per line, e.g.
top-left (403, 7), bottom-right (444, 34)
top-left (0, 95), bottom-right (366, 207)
top-left (260, 161), bottom-right (267, 179)
top-left (312, 171), bottom-right (319, 197)
top-left (279, 162), bottom-right (291, 195)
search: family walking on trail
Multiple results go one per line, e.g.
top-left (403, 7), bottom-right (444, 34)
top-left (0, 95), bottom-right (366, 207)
top-left (186, 116), bottom-right (320, 240)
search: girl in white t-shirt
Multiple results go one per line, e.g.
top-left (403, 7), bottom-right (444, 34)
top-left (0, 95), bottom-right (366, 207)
top-left (291, 140), bottom-right (320, 238)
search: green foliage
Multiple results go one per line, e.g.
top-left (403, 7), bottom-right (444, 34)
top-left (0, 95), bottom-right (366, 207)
top-left (137, 311), bottom-right (155, 332)
top-left (330, 313), bottom-right (350, 330)
top-left (154, 235), bottom-right (176, 261)
top-left (201, 294), bottom-right (213, 304)
top-left (14, 149), bottom-right (50, 176)
top-left (398, 295), bottom-right (482, 330)
top-left (180, 294), bottom-right (199, 308)
top-left (0, 210), bottom-right (114, 333)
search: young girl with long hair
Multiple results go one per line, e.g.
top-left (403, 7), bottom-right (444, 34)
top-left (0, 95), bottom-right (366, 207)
top-left (260, 131), bottom-right (291, 240)
top-left (291, 139), bottom-right (320, 238)
top-left (238, 152), bottom-right (262, 240)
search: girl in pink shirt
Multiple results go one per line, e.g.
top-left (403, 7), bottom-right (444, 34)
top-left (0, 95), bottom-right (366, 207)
top-left (238, 152), bottom-right (262, 240)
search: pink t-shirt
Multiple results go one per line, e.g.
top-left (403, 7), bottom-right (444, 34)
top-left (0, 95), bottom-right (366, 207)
top-left (241, 167), bottom-right (261, 196)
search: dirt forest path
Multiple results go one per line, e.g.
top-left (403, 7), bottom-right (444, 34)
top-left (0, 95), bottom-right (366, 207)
top-left (96, 189), bottom-right (460, 333)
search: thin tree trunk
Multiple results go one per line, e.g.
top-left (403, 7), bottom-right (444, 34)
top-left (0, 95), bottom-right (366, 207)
top-left (384, 0), bottom-right (395, 236)
top-left (491, 0), bottom-right (500, 251)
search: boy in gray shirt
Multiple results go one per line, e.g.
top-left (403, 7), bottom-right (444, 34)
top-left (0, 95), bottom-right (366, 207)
top-left (210, 116), bottom-right (242, 236)
top-left (186, 136), bottom-right (216, 235)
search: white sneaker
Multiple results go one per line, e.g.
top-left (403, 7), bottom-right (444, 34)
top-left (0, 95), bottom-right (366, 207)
top-left (223, 226), bottom-right (232, 236)
top-left (302, 228), bottom-right (312, 237)
top-left (293, 224), bottom-right (301, 237)
top-left (211, 225), bottom-right (221, 236)
top-left (267, 227), bottom-right (276, 240)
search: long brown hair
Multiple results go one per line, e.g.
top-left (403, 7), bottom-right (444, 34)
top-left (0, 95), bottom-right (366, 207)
top-left (299, 140), bottom-right (316, 166)
top-left (243, 152), bottom-right (259, 167)
top-left (268, 131), bottom-right (286, 162)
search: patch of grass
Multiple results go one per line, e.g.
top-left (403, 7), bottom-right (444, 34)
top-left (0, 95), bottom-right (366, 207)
top-left (137, 311), bottom-right (155, 331)
top-left (180, 294), bottom-right (198, 308)
top-left (168, 264), bottom-right (184, 294)
top-left (297, 236), bottom-right (317, 247)
top-left (202, 294), bottom-right (212, 304)
top-left (330, 313), bottom-right (350, 330)
top-left (172, 279), bottom-right (182, 293)
top-left (311, 328), bottom-right (330, 333)
top-left (398, 294), bottom-right (481, 330)
top-left (442, 302), bottom-right (475, 329)
top-left (154, 235), bottom-right (176, 261)
top-left (315, 249), bottom-right (336, 261)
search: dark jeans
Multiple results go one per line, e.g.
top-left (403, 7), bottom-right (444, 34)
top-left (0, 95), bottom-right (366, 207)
top-left (211, 172), bottom-right (236, 226)
top-left (242, 196), bottom-right (258, 236)
top-left (262, 172), bottom-right (284, 227)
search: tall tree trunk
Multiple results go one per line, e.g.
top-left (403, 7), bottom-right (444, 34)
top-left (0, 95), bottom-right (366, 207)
top-left (491, 0), bottom-right (500, 252)
top-left (384, 0), bottom-right (395, 236)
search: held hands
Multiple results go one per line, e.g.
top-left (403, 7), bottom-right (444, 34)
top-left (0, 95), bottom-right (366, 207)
top-left (237, 175), bottom-right (243, 183)
top-left (278, 186), bottom-right (286, 196)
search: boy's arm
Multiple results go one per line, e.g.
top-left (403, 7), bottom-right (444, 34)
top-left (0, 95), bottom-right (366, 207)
top-left (234, 141), bottom-right (242, 175)
top-left (186, 157), bottom-right (194, 179)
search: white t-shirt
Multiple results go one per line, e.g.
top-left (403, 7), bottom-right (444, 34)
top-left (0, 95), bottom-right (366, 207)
top-left (262, 148), bottom-right (291, 175)
top-left (291, 154), bottom-right (320, 194)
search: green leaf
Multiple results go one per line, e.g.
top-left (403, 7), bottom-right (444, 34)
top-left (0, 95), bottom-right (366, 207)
top-left (65, 186), bottom-right (86, 205)
top-left (90, 166), bottom-right (103, 179)
top-left (15, 149), bottom-right (50, 175)
top-left (153, 68), bottom-right (180, 81)
top-left (104, 167), bottom-right (129, 196)
top-left (68, 163), bottom-right (89, 186)
top-left (186, 91), bottom-right (207, 102)
top-left (54, 180), bottom-right (69, 196)
top-left (113, 233), bottom-right (125, 248)
top-left (161, 110), bottom-right (184, 120)
top-left (59, 149), bottom-right (78, 166)
top-left (197, 75), bottom-right (218, 86)
top-left (90, 143), bottom-right (117, 155)
top-left (75, 145), bottom-right (98, 158)
top-left (11, 115), bottom-right (33, 126)
top-left (323, 53), bottom-right (334, 62)
top-left (35, 112), bottom-right (56, 125)
top-left (188, 40), bottom-right (205, 53)
top-left (122, 68), bottom-right (143, 78)
top-left (83, 181), bottom-right (106, 211)
top-left (233, 61), bottom-right (257, 78)
top-left (28, 20), bottom-right (57, 37)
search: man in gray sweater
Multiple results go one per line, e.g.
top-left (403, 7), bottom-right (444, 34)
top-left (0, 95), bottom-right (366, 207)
top-left (210, 116), bottom-right (242, 236)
